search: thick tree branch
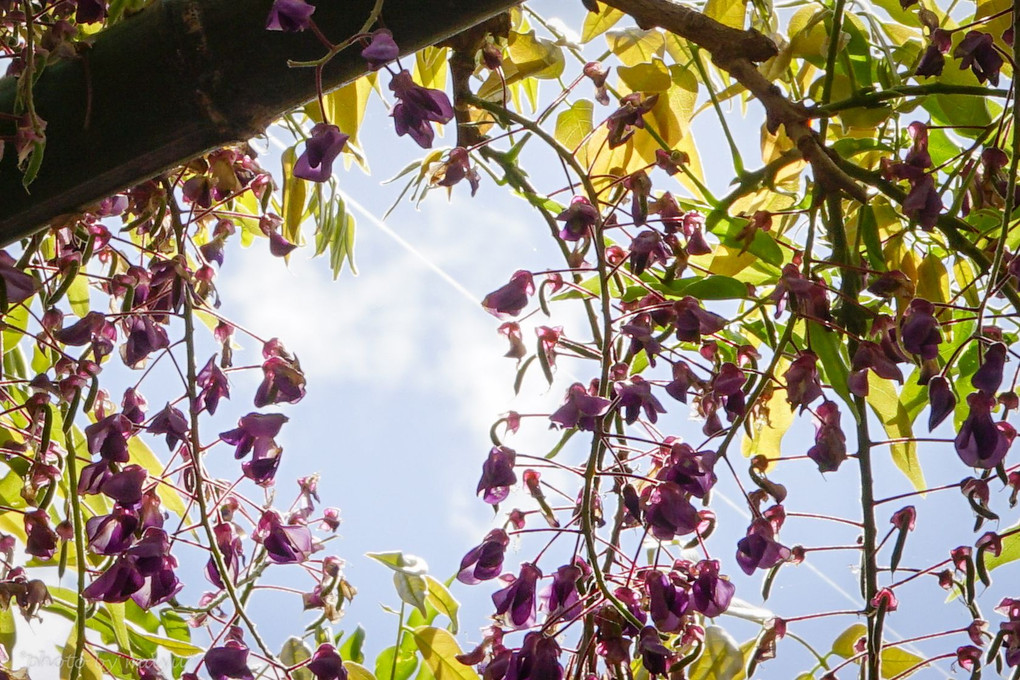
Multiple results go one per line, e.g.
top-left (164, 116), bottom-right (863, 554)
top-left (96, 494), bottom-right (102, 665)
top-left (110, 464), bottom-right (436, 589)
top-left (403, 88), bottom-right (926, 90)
top-left (603, 0), bottom-right (868, 202)
top-left (0, 0), bottom-right (519, 245)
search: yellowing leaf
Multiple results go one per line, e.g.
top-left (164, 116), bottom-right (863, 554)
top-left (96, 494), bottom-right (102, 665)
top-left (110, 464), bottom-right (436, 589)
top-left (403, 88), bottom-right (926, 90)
top-left (281, 145), bottom-right (309, 245)
top-left (867, 377), bottom-right (926, 491)
top-left (554, 100), bottom-right (594, 163)
top-left (345, 661), bottom-right (378, 680)
top-left (582, 4), bottom-right (625, 43)
top-left (705, 0), bottom-right (747, 28)
top-left (67, 274), bottom-right (91, 319)
top-left (986, 522), bottom-right (1020, 571)
top-left (917, 253), bottom-right (949, 304)
top-left (424, 576), bottom-right (460, 634)
top-left (742, 362), bottom-right (794, 466)
top-left (831, 623), bottom-right (866, 658)
top-left (411, 627), bottom-right (480, 680)
top-left (617, 60), bottom-right (672, 92)
top-left (605, 27), bottom-right (665, 66)
top-left (879, 647), bottom-right (926, 678)
top-left (507, 31), bottom-right (564, 80)
top-left (687, 626), bottom-right (745, 680)
top-left (324, 74), bottom-right (376, 170)
top-left (414, 47), bottom-right (449, 92)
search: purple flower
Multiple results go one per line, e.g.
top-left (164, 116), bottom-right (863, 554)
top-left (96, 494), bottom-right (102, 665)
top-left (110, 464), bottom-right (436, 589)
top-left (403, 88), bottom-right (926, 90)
top-left (555, 196), bottom-right (600, 242)
top-left (266, 0), bottom-right (315, 32)
top-left (916, 29), bottom-right (952, 77)
top-left (784, 351), bottom-right (823, 410)
top-left (482, 271), bottom-right (534, 318)
top-left (99, 465), bottom-right (147, 506)
top-left (0, 253), bottom-right (39, 305)
top-left (268, 230), bottom-right (298, 257)
top-left (605, 93), bottom-right (658, 148)
top-left (665, 362), bottom-right (697, 403)
top-left (86, 507), bottom-right (139, 555)
top-left (122, 387), bottom-right (147, 425)
top-left (621, 314), bottom-right (662, 367)
top-left (492, 563), bottom-right (541, 628)
top-left (656, 442), bottom-right (717, 498)
top-left (196, 356), bottom-right (231, 415)
top-left (736, 518), bottom-right (791, 575)
top-left (954, 31), bottom-right (1003, 85)
top-left (361, 29), bottom-right (399, 70)
top-left (644, 570), bottom-right (688, 633)
top-left (255, 355), bottom-right (306, 407)
top-left (85, 414), bottom-right (132, 463)
top-left (955, 392), bottom-right (1011, 468)
top-left (242, 448), bottom-right (282, 486)
top-left (308, 644), bottom-right (347, 680)
top-left (550, 383), bottom-right (612, 431)
top-left (389, 70), bottom-right (454, 148)
top-left (53, 311), bottom-right (111, 346)
top-left (477, 446), bottom-right (517, 504)
top-left (24, 510), bottom-right (58, 560)
top-left (544, 563), bottom-right (583, 620)
top-left (901, 299), bottom-right (942, 360)
top-left (973, 342), bottom-right (1007, 394)
top-left (928, 376), bottom-right (956, 430)
top-left (127, 530), bottom-right (182, 608)
top-left (257, 511), bottom-right (316, 564)
top-left (294, 124), bottom-right (349, 182)
top-left (506, 633), bottom-right (562, 680)
top-left (643, 482), bottom-right (700, 540)
top-left (615, 377), bottom-right (666, 425)
top-left (807, 401), bottom-right (847, 473)
top-left (902, 173), bottom-right (943, 229)
top-left (628, 230), bottom-right (670, 276)
top-left (206, 523), bottom-right (243, 589)
top-left (220, 412), bottom-right (288, 459)
top-left (771, 264), bottom-right (831, 320)
top-left (458, 529), bottom-right (509, 584)
top-left (147, 404), bottom-right (189, 450)
top-left (120, 315), bottom-right (169, 368)
top-left (78, 460), bottom-right (112, 495)
top-left (690, 559), bottom-right (735, 617)
top-left (637, 627), bottom-right (671, 676)
top-left (673, 296), bottom-right (726, 342)
top-left (851, 341), bottom-right (904, 383)
top-left (82, 556), bottom-right (145, 603)
top-left (205, 641), bottom-right (254, 680)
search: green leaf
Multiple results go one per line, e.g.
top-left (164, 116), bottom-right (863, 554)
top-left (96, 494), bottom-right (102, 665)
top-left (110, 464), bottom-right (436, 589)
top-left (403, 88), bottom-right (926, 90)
top-left (410, 627), bottom-right (480, 680)
top-left (687, 626), bottom-right (745, 680)
top-left (661, 275), bottom-right (748, 300)
top-left (831, 623), bottom-right (866, 658)
top-left (345, 661), bottom-right (378, 680)
top-left (60, 631), bottom-right (103, 680)
top-left (808, 321), bottom-right (852, 409)
top-left (135, 634), bottom-right (203, 657)
top-left (367, 551), bottom-right (429, 575)
top-left (424, 576), bottom-right (459, 634)
top-left (376, 644), bottom-right (419, 680)
top-left (105, 603), bottom-right (130, 652)
top-left (393, 571), bottom-right (429, 617)
top-left (67, 274), bottom-right (91, 318)
top-left (280, 638), bottom-right (314, 680)
top-left (867, 377), bottom-right (926, 492)
top-left (339, 626), bottom-right (366, 664)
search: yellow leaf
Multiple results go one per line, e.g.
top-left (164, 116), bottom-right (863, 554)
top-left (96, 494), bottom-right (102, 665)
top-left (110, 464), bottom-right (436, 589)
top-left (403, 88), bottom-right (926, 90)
top-left (581, 3), bottom-right (625, 42)
top-left (831, 623), bottom-right (866, 658)
top-left (742, 361), bottom-right (794, 466)
top-left (879, 647), bottom-right (926, 678)
top-left (281, 146), bottom-right (309, 245)
top-left (507, 31), bottom-right (564, 81)
top-left (867, 377), bottom-right (926, 491)
top-left (554, 100), bottom-right (594, 163)
top-left (617, 60), bottom-right (672, 92)
top-left (67, 274), bottom-right (91, 319)
top-left (705, 0), bottom-right (747, 29)
top-left (411, 627), bottom-right (480, 680)
top-left (345, 662), bottom-right (378, 680)
top-left (324, 74), bottom-right (376, 169)
top-left (605, 27), bottom-right (665, 66)
top-left (414, 46), bottom-right (449, 92)
top-left (917, 253), bottom-right (949, 304)
top-left (127, 435), bottom-right (190, 520)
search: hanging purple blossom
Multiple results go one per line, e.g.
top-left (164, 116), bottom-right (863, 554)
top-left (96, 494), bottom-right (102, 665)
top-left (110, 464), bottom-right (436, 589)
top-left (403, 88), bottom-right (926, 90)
top-left (266, 0), bottom-right (315, 32)
top-left (973, 342), bottom-right (1007, 394)
top-left (147, 404), bottom-right (189, 451)
top-left (361, 29), bottom-right (399, 70)
top-left (550, 383), bottom-right (612, 431)
top-left (955, 392), bottom-right (1011, 468)
top-left (389, 70), bottom-right (454, 148)
top-left (492, 563), bottom-right (542, 628)
top-left (736, 518), bottom-right (791, 575)
top-left (482, 271), bottom-right (535, 318)
top-left (643, 482), bottom-right (700, 540)
top-left (615, 376), bottom-right (666, 425)
top-left (294, 124), bottom-right (349, 182)
top-left (477, 446), bottom-right (517, 504)
top-left (458, 529), bottom-right (509, 584)
top-left (807, 401), bottom-right (847, 473)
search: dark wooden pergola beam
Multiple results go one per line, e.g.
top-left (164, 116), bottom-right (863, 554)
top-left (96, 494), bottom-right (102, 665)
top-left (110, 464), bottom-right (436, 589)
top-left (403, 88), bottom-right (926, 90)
top-left (0, 0), bottom-right (519, 245)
